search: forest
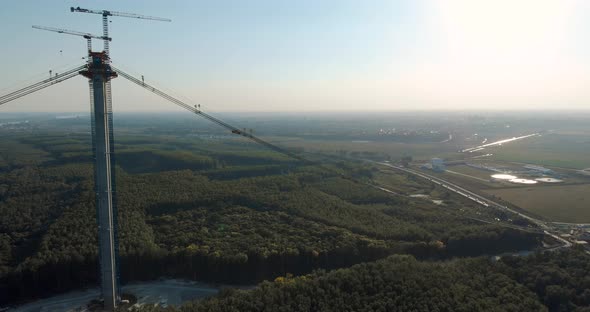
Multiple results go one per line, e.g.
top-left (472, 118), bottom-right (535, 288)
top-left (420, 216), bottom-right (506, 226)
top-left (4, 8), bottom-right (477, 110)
top-left (0, 120), bottom-right (547, 307)
top-left (132, 248), bottom-right (590, 312)
top-left (0, 125), bottom-right (543, 306)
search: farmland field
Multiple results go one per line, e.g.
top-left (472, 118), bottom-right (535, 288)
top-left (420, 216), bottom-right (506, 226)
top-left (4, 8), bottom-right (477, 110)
top-left (484, 184), bottom-right (590, 223)
top-left (445, 165), bottom-right (493, 180)
top-left (488, 133), bottom-right (590, 170)
top-left (273, 137), bottom-right (463, 161)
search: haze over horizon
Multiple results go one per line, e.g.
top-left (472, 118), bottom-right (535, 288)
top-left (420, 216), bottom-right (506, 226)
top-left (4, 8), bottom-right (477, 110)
top-left (2, 0), bottom-right (590, 113)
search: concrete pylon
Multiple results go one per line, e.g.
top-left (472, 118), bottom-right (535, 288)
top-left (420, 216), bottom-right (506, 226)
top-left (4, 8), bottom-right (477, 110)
top-left (81, 52), bottom-right (120, 311)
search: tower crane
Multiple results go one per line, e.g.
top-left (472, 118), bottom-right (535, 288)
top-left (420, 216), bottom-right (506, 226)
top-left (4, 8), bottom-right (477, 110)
top-left (32, 25), bottom-right (111, 53)
top-left (70, 7), bottom-right (171, 55)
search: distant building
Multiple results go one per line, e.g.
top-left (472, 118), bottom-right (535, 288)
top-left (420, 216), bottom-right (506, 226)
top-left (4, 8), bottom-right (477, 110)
top-left (431, 158), bottom-right (445, 172)
top-left (420, 163), bottom-right (433, 170)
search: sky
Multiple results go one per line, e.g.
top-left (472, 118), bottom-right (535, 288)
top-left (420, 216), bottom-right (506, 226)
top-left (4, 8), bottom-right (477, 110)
top-left (1, 0), bottom-right (590, 112)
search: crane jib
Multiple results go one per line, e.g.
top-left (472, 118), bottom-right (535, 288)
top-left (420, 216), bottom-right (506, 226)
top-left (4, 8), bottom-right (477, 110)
top-left (70, 6), bottom-right (171, 22)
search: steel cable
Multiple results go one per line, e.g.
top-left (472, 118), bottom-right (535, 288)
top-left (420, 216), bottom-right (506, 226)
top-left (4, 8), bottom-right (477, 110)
top-left (0, 65), bottom-right (86, 104)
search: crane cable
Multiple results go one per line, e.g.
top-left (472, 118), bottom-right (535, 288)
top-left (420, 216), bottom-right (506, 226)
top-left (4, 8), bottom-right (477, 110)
top-left (0, 59), bottom-right (88, 94)
top-left (113, 67), bottom-right (543, 233)
top-left (0, 63), bottom-right (537, 233)
top-left (0, 65), bottom-right (85, 100)
top-left (112, 66), bottom-right (310, 163)
top-left (112, 66), bottom-right (383, 183)
top-left (0, 65), bottom-right (86, 106)
top-left (0, 71), bottom-right (81, 105)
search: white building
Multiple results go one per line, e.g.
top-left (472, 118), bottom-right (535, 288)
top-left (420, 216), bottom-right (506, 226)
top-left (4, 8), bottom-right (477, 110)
top-left (431, 158), bottom-right (445, 172)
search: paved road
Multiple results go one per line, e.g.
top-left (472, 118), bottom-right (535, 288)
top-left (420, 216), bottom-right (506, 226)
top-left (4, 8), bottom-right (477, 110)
top-left (372, 161), bottom-right (572, 248)
top-left (378, 162), bottom-right (536, 222)
top-left (549, 222), bottom-right (590, 227)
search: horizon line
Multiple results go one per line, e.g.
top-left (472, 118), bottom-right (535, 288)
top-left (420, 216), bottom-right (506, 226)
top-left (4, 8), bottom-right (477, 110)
top-left (3, 108), bottom-right (590, 114)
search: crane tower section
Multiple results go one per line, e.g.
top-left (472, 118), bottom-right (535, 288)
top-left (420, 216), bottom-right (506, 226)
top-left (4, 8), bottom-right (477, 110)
top-left (80, 52), bottom-right (120, 311)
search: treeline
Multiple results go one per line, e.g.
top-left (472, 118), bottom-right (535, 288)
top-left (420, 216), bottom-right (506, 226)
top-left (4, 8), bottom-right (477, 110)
top-left (115, 150), bottom-right (217, 174)
top-left (131, 249), bottom-right (590, 312)
top-left (0, 163), bottom-right (541, 305)
top-left (11, 133), bottom-right (297, 174)
top-left (496, 248), bottom-right (590, 311)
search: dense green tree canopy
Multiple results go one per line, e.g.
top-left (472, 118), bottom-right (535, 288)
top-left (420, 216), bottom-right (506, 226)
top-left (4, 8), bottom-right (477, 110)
top-left (0, 131), bottom-right (542, 305)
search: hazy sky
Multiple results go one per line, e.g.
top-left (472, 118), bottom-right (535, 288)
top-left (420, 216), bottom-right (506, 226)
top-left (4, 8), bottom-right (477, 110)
top-left (1, 0), bottom-right (590, 112)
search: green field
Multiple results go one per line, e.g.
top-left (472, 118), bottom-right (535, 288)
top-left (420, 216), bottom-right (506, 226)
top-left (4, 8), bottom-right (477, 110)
top-left (446, 165), bottom-right (494, 180)
top-left (484, 184), bottom-right (590, 223)
top-left (427, 167), bottom-right (499, 191)
top-left (273, 137), bottom-right (462, 161)
top-left (489, 133), bottom-right (590, 169)
top-left (0, 136), bottom-right (52, 168)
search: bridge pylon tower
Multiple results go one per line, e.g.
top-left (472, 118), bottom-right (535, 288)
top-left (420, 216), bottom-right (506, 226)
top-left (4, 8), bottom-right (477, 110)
top-left (80, 51), bottom-right (120, 311)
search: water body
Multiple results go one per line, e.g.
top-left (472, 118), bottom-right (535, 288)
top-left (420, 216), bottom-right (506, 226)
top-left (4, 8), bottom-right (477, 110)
top-left (491, 174), bottom-right (541, 185)
top-left (462, 133), bottom-right (538, 152)
top-left (535, 177), bottom-right (563, 183)
top-left (491, 174), bottom-right (518, 180)
top-left (491, 250), bottom-right (534, 261)
top-left (410, 194), bottom-right (444, 205)
top-left (10, 280), bottom-right (222, 312)
top-left (509, 178), bottom-right (538, 185)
